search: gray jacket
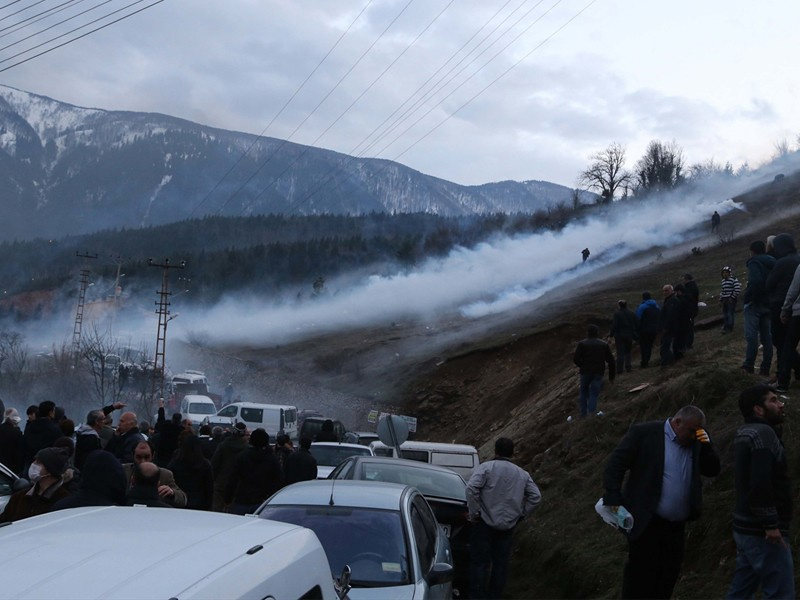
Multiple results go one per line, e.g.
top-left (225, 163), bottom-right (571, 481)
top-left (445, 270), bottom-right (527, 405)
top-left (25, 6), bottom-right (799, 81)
top-left (780, 263), bottom-right (800, 319)
top-left (466, 457), bottom-right (541, 530)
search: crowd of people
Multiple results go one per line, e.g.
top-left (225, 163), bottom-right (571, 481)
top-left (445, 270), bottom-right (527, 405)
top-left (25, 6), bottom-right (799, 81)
top-left (0, 397), bottom-right (321, 523)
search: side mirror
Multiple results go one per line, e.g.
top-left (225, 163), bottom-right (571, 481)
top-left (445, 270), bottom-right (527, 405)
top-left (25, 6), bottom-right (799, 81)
top-left (335, 564), bottom-right (352, 599)
top-left (427, 562), bottom-right (454, 586)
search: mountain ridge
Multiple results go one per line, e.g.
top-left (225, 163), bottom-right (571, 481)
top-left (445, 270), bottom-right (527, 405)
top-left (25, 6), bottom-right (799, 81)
top-left (0, 85), bottom-right (590, 241)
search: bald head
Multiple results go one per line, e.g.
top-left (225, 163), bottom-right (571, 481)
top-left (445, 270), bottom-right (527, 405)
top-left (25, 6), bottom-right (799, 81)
top-left (132, 461), bottom-right (160, 487)
top-left (117, 412), bottom-right (137, 434)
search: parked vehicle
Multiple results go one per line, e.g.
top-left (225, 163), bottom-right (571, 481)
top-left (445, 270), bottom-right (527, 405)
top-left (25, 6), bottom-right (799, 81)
top-left (300, 416), bottom-right (346, 442)
top-left (257, 480), bottom-right (454, 599)
top-left (0, 461), bottom-right (24, 517)
top-left (180, 394), bottom-right (218, 428)
top-left (343, 431), bottom-right (380, 446)
top-left (167, 370), bottom-right (221, 411)
top-left (205, 401), bottom-right (298, 440)
top-left (369, 441), bottom-right (480, 479)
top-left (329, 455), bottom-right (471, 597)
top-left (309, 442), bottom-right (374, 478)
top-left (0, 506), bottom-right (344, 599)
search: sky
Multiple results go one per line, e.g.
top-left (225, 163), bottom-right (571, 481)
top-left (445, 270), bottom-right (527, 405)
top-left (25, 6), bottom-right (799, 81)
top-left (0, 0), bottom-right (798, 189)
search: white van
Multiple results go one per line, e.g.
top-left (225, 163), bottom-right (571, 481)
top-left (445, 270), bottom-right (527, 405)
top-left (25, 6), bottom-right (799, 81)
top-left (369, 440), bottom-right (480, 479)
top-left (0, 506), bottom-right (343, 599)
top-left (180, 394), bottom-right (218, 428)
top-left (207, 401), bottom-right (298, 440)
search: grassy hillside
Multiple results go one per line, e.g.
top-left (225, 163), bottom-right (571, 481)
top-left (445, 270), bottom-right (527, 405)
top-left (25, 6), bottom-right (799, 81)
top-left (406, 173), bottom-right (800, 598)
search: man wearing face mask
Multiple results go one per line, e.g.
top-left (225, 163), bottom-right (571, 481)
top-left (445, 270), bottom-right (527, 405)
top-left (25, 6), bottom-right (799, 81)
top-left (0, 447), bottom-right (71, 522)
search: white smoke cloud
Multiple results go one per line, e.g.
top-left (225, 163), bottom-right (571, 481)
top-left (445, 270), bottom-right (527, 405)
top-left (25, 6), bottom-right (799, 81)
top-left (174, 168), bottom-right (782, 348)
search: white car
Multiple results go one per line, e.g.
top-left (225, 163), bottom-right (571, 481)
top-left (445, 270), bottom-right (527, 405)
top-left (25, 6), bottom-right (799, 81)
top-left (0, 461), bottom-right (22, 517)
top-left (257, 479), bottom-right (455, 599)
top-left (0, 506), bottom-right (344, 599)
top-left (179, 393), bottom-right (218, 428)
top-left (310, 441), bottom-right (374, 478)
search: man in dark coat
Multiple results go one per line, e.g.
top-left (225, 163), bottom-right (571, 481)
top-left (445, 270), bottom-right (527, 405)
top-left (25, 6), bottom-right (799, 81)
top-left (74, 403), bottom-right (125, 470)
top-left (610, 300), bottom-right (638, 374)
top-left (742, 240), bottom-right (776, 374)
top-left (573, 324), bottom-right (615, 418)
top-left (224, 428), bottom-right (282, 514)
top-left (681, 274), bottom-right (700, 349)
top-left (105, 411), bottom-right (144, 464)
top-left (766, 233), bottom-right (800, 381)
top-left (126, 461), bottom-right (174, 508)
top-left (659, 284), bottom-right (681, 366)
top-left (210, 422), bottom-right (249, 511)
top-left (153, 399), bottom-right (184, 467)
top-left (52, 450), bottom-right (127, 510)
top-left (0, 408), bottom-right (24, 475)
top-left (284, 436), bottom-right (318, 485)
top-left (23, 401), bottom-right (62, 467)
top-left (603, 405), bottom-right (720, 599)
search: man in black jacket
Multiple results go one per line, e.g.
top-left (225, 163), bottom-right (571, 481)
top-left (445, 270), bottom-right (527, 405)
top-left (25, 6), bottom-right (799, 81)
top-left (659, 284), bottom-right (681, 366)
top-left (284, 436), bottom-right (317, 485)
top-left (603, 405), bottom-right (720, 599)
top-left (766, 233), bottom-right (800, 382)
top-left (573, 324), bottom-right (615, 418)
top-left (23, 400), bottom-right (62, 467)
top-left (726, 384), bottom-right (793, 599)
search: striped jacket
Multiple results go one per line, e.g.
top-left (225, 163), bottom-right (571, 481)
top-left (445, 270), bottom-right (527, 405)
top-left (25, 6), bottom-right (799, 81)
top-left (720, 275), bottom-right (741, 300)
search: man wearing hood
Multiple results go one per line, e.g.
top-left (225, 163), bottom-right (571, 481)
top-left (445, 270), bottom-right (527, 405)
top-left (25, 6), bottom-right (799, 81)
top-left (766, 234), bottom-right (800, 384)
top-left (52, 450), bottom-right (127, 509)
top-left (742, 241), bottom-right (776, 374)
top-left (636, 292), bottom-right (661, 368)
top-left (726, 384), bottom-right (793, 598)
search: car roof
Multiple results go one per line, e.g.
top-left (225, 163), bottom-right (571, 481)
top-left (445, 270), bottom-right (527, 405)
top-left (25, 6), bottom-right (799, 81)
top-left (182, 394), bottom-right (215, 402)
top-left (0, 506), bottom-right (316, 599)
top-left (346, 455), bottom-right (467, 477)
top-left (310, 442), bottom-right (370, 450)
top-left (264, 479), bottom-right (410, 511)
top-left (370, 440), bottom-right (478, 453)
top-left (222, 402), bottom-right (296, 410)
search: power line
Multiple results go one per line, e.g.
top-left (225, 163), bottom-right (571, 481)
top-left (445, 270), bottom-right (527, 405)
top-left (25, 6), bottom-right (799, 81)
top-left (188, 0), bottom-right (376, 217)
top-left (0, 0), bottom-right (113, 51)
top-left (0, 0), bottom-right (166, 72)
top-left (0, 0), bottom-right (97, 42)
top-left (0, 0), bottom-right (48, 24)
top-left (211, 0), bottom-right (418, 216)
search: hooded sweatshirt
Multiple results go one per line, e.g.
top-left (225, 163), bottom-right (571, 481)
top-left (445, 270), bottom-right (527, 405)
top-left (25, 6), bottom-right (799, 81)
top-left (766, 233), bottom-right (800, 311)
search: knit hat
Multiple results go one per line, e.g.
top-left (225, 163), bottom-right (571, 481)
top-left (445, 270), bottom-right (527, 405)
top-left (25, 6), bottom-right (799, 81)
top-left (35, 447), bottom-right (69, 477)
top-left (3, 407), bottom-right (20, 424)
top-left (233, 422), bottom-right (248, 435)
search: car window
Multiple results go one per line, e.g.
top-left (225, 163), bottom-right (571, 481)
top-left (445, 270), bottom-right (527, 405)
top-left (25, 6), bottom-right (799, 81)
top-left (240, 407), bottom-right (263, 423)
top-left (284, 408), bottom-right (297, 425)
top-left (310, 445), bottom-right (372, 467)
top-left (188, 402), bottom-right (216, 414)
top-left (410, 495), bottom-right (437, 574)
top-left (329, 460), bottom-right (353, 479)
top-left (260, 506), bottom-right (411, 587)
top-left (431, 452), bottom-right (475, 468)
top-left (399, 449), bottom-right (428, 463)
top-left (217, 405), bottom-right (238, 418)
top-left (361, 463), bottom-right (466, 501)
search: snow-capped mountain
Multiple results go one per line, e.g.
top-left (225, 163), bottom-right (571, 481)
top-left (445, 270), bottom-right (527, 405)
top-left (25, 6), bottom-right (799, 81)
top-left (0, 85), bottom-right (587, 241)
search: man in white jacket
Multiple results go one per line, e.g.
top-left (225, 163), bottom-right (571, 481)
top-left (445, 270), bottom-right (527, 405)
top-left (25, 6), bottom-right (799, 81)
top-left (466, 437), bottom-right (542, 599)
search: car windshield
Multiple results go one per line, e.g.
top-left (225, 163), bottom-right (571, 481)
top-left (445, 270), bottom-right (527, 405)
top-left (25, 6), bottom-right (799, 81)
top-left (260, 505), bottom-right (410, 587)
top-left (361, 462), bottom-right (466, 501)
top-left (310, 445), bottom-right (372, 467)
top-left (188, 402), bottom-right (216, 414)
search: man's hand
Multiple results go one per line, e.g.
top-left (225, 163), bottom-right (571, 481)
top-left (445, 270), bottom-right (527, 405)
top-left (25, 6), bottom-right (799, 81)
top-left (112, 402), bottom-right (125, 410)
top-left (695, 429), bottom-right (711, 444)
top-left (157, 485), bottom-right (174, 498)
top-left (765, 528), bottom-right (787, 547)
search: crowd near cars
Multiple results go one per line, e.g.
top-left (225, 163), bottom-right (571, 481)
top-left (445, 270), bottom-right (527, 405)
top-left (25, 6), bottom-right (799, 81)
top-left (0, 396), bottom-right (480, 599)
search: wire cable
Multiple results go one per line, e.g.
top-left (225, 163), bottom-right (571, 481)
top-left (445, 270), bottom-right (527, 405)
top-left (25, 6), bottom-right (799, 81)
top-left (0, 0), bottom-right (112, 51)
top-left (188, 0), bottom-right (375, 217)
top-left (0, 0), bottom-right (165, 72)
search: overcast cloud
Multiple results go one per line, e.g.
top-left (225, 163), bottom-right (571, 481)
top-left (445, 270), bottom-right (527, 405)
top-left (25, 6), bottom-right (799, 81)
top-left (0, 0), bottom-right (798, 188)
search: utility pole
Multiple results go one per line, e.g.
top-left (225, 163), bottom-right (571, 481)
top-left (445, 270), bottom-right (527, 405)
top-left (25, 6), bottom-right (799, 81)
top-left (72, 252), bottom-right (97, 362)
top-left (148, 258), bottom-right (186, 402)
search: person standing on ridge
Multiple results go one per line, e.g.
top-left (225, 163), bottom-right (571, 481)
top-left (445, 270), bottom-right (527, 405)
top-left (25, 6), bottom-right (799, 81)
top-left (610, 300), bottom-right (637, 374)
top-left (582, 248), bottom-right (591, 262)
top-left (573, 324), bottom-right (615, 417)
top-left (720, 267), bottom-right (741, 333)
top-left (711, 210), bottom-right (721, 233)
top-left (636, 292), bottom-right (661, 368)
top-left (742, 240), bottom-right (775, 375)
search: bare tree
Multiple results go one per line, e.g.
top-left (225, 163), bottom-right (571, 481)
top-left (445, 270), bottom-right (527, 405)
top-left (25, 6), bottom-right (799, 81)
top-left (0, 330), bottom-right (29, 403)
top-left (80, 324), bottom-right (123, 406)
top-left (633, 140), bottom-right (685, 195)
top-left (578, 142), bottom-right (631, 203)
top-left (773, 138), bottom-right (791, 159)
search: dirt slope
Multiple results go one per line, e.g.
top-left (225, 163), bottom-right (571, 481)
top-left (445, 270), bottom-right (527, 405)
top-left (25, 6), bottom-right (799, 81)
top-left (401, 172), bottom-right (800, 598)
